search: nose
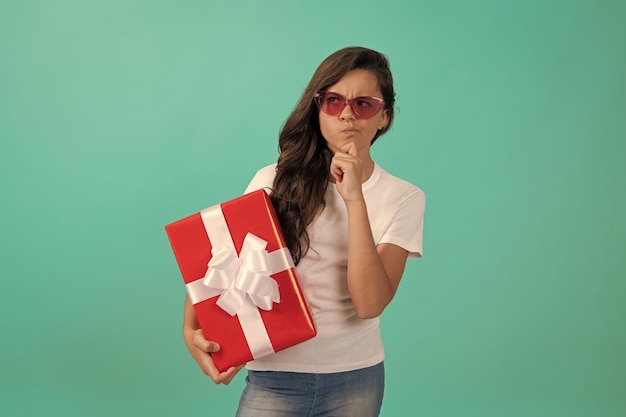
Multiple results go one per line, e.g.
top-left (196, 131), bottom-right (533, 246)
top-left (339, 101), bottom-right (356, 121)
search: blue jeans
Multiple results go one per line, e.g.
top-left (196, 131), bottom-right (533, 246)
top-left (235, 362), bottom-right (384, 417)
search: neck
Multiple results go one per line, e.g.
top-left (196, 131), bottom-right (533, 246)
top-left (360, 157), bottom-right (375, 183)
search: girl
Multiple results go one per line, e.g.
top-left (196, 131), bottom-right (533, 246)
top-left (183, 46), bottom-right (425, 417)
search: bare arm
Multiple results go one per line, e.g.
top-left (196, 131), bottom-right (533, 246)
top-left (331, 143), bottom-right (410, 318)
top-left (345, 200), bottom-right (408, 318)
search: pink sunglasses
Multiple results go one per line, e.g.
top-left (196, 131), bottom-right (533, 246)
top-left (314, 92), bottom-right (385, 119)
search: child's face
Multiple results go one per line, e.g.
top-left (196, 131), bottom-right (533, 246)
top-left (318, 69), bottom-right (388, 156)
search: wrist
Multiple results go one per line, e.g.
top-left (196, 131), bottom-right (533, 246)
top-left (344, 197), bottom-right (367, 210)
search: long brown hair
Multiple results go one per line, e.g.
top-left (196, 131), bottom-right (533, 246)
top-left (271, 46), bottom-right (396, 265)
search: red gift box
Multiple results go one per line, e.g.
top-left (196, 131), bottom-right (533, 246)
top-left (165, 189), bottom-right (316, 372)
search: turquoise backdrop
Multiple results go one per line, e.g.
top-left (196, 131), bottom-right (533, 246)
top-left (1, 0), bottom-right (624, 416)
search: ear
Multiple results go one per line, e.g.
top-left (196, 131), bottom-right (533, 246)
top-left (378, 109), bottom-right (389, 130)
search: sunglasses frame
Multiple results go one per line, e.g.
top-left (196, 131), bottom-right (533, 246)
top-left (314, 91), bottom-right (385, 119)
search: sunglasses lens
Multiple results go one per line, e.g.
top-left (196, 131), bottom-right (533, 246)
top-left (352, 98), bottom-right (382, 118)
top-left (318, 92), bottom-right (345, 115)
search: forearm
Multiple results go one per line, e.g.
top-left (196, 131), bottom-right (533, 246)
top-left (183, 296), bottom-right (201, 346)
top-left (345, 199), bottom-right (395, 319)
top-left (182, 296), bottom-right (242, 383)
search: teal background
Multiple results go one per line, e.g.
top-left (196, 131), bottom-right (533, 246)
top-left (1, 0), bottom-right (624, 416)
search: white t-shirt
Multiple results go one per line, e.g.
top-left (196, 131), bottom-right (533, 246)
top-left (243, 162), bottom-right (425, 373)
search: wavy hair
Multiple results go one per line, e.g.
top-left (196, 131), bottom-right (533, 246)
top-left (271, 46), bottom-right (396, 265)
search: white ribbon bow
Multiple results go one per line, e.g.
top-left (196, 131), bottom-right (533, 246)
top-left (203, 233), bottom-right (280, 316)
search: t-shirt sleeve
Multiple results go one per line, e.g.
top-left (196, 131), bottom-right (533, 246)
top-left (243, 164), bottom-right (277, 194)
top-left (379, 189), bottom-right (425, 258)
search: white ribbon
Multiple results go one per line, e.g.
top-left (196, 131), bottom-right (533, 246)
top-left (204, 233), bottom-right (280, 316)
top-left (185, 202), bottom-right (294, 359)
